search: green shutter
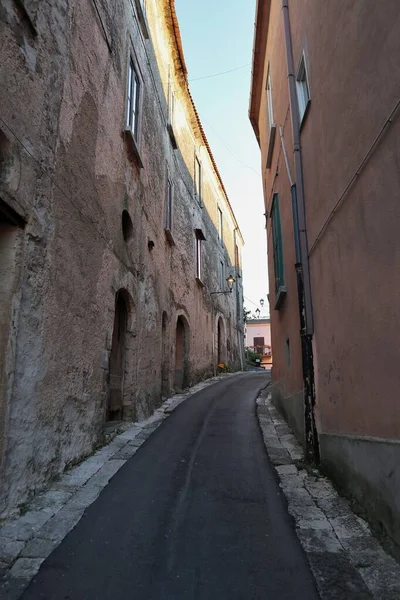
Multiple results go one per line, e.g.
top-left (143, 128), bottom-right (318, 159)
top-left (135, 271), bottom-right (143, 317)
top-left (271, 194), bottom-right (285, 293)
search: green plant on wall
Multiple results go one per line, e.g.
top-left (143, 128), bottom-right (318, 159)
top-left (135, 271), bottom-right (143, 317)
top-left (245, 348), bottom-right (263, 365)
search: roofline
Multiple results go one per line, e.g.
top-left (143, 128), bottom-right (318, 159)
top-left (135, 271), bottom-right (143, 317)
top-left (249, 0), bottom-right (271, 144)
top-left (169, 0), bottom-right (245, 246)
top-left (168, 0), bottom-right (188, 76)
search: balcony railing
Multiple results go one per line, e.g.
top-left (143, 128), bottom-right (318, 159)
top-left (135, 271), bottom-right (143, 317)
top-left (247, 345), bottom-right (272, 357)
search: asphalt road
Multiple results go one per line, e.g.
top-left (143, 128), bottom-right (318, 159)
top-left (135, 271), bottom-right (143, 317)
top-left (21, 373), bottom-right (320, 599)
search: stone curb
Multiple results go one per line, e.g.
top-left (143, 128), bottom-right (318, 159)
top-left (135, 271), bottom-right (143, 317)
top-left (0, 372), bottom-right (241, 596)
top-left (256, 389), bottom-right (400, 600)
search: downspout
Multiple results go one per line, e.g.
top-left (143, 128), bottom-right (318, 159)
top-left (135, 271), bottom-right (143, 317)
top-left (282, 0), bottom-right (319, 462)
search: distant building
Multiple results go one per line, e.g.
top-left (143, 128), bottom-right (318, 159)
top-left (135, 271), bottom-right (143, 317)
top-left (245, 318), bottom-right (272, 367)
top-left (0, 0), bottom-right (244, 515)
top-left (250, 0), bottom-right (400, 544)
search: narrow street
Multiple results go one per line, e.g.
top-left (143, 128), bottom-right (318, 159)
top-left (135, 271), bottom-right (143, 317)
top-left (20, 373), bottom-right (319, 599)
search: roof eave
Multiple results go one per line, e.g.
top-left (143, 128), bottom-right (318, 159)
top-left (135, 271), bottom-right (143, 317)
top-left (249, 0), bottom-right (272, 143)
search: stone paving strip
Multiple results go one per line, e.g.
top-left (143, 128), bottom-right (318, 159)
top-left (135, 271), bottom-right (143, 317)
top-left (0, 373), bottom-right (240, 598)
top-left (257, 388), bottom-right (400, 600)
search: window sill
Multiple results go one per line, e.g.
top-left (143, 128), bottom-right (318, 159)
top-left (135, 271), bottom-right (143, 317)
top-left (167, 123), bottom-right (178, 150)
top-left (133, 0), bottom-right (149, 39)
top-left (164, 228), bottom-right (175, 246)
top-left (274, 286), bottom-right (287, 310)
top-left (195, 277), bottom-right (205, 287)
top-left (265, 124), bottom-right (276, 169)
top-left (124, 128), bottom-right (144, 168)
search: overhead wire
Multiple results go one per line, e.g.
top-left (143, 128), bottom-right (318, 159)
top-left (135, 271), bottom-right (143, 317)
top-left (189, 63), bottom-right (250, 82)
top-left (201, 117), bottom-right (261, 177)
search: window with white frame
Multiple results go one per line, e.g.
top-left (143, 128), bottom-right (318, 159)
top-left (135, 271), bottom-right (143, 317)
top-left (219, 260), bottom-right (225, 289)
top-left (235, 244), bottom-right (240, 270)
top-left (265, 63), bottom-right (276, 168)
top-left (165, 177), bottom-right (173, 231)
top-left (195, 230), bottom-right (205, 280)
top-left (167, 77), bottom-right (178, 149)
top-left (194, 156), bottom-right (202, 205)
top-left (169, 85), bottom-right (175, 126)
top-left (133, 0), bottom-right (149, 38)
top-left (266, 69), bottom-right (274, 131)
top-left (217, 206), bottom-right (223, 243)
top-left (296, 53), bottom-right (310, 123)
top-left (126, 58), bottom-right (141, 141)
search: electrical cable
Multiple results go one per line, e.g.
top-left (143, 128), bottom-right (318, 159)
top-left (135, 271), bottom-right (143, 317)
top-left (189, 63), bottom-right (250, 82)
top-left (201, 117), bottom-right (261, 177)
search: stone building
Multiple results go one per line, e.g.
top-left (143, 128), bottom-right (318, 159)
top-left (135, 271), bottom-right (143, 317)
top-left (0, 0), bottom-right (244, 516)
top-left (250, 0), bottom-right (400, 544)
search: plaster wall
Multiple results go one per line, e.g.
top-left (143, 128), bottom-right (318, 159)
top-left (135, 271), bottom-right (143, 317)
top-left (287, 0), bottom-right (400, 440)
top-left (253, 0), bottom-right (303, 403)
top-left (250, 0), bottom-right (400, 543)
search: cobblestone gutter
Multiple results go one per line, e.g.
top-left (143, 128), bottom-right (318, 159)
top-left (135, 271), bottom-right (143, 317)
top-left (0, 373), bottom-right (240, 599)
top-left (257, 387), bottom-right (400, 600)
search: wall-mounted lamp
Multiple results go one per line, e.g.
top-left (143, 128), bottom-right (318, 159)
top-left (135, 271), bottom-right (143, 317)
top-left (260, 298), bottom-right (264, 307)
top-left (210, 274), bottom-right (236, 295)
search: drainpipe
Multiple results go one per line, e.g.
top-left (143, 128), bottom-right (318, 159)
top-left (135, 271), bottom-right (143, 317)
top-left (282, 0), bottom-right (319, 463)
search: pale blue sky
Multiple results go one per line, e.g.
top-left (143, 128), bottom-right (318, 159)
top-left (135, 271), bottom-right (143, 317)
top-left (175, 0), bottom-right (269, 317)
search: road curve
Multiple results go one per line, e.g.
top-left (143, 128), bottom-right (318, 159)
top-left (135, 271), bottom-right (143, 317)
top-left (21, 373), bottom-right (319, 599)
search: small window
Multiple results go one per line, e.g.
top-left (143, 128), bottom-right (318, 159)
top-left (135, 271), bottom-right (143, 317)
top-left (167, 79), bottom-right (178, 149)
top-left (195, 230), bottom-right (206, 280)
top-left (271, 194), bottom-right (286, 309)
top-left (235, 244), bottom-right (240, 270)
top-left (194, 156), bottom-right (202, 205)
top-left (165, 178), bottom-right (173, 231)
top-left (265, 64), bottom-right (276, 168)
top-left (126, 58), bottom-right (141, 141)
top-left (169, 86), bottom-right (175, 126)
top-left (219, 260), bottom-right (225, 289)
top-left (217, 207), bottom-right (223, 243)
top-left (122, 210), bottom-right (133, 242)
top-left (133, 0), bottom-right (149, 38)
top-left (296, 53), bottom-right (310, 123)
top-left (286, 338), bottom-right (291, 367)
top-left (266, 69), bottom-right (274, 131)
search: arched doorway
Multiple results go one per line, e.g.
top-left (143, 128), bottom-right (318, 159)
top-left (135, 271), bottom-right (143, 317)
top-left (174, 316), bottom-right (188, 391)
top-left (107, 290), bottom-right (129, 421)
top-left (161, 312), bottom-right (169, 398)
top-left (217, 316), bottom-right (226, 365)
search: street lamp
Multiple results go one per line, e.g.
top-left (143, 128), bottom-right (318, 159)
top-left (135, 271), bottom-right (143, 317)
top-left (210, 274), bottom-right (236, 295)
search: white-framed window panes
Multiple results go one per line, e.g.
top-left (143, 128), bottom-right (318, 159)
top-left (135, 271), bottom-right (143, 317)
top-left (196, 233), bottom-right (202, 279)
top-left (165, 178), bottom-right (173, 231)
top-left (169, 87), bottom-right (175, 126)
top-left (217, 206), bottom-right (223, 242)
top-left (296, 53), bottom-right (310, 123)
top-left (194, 156), bottom-right (202, 205)
top-left (219, 260), bottom-right (225, 289)
top-left (266, 69), bottom-right (274, 131)
top-left (126, 58), bottom-right (141, 140)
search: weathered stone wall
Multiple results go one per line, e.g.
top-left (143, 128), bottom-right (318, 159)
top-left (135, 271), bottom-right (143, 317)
top-left (0, 0), bottom-right (244, 515)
